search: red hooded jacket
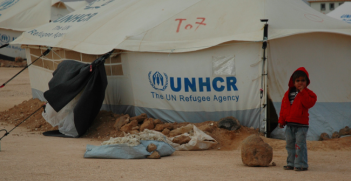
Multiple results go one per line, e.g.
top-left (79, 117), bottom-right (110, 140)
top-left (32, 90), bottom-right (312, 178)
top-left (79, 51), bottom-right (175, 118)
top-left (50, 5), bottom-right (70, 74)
top-left (278, 67), bottom-right (317, 126)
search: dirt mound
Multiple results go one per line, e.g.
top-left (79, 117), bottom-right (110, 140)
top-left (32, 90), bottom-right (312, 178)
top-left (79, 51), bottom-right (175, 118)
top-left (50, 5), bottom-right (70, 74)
top-left (1, 98), bottom-right (351, 151)
top-left (0, 99), bottom-right (56, 132)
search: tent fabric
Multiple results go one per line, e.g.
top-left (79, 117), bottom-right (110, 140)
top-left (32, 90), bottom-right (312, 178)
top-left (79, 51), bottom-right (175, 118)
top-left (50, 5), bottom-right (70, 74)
top-left (63, 1), bottom-right (88, 11)
top-left (327, 2), bottom-right (351, 24)
top-left (11, 0), bottom-right (351, 55)
top-left (44, 58), bottom-right (108, 136)
top-left (0, 0), bottom-right (51, 31)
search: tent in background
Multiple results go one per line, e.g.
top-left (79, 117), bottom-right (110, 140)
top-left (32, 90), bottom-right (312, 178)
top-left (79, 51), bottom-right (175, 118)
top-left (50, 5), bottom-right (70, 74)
top-left (11, 0), bottom-right (351, 140)
top-left (0, 0), bottom-right (87, 60)
top-left (327, 2), bottom-right (351, 24)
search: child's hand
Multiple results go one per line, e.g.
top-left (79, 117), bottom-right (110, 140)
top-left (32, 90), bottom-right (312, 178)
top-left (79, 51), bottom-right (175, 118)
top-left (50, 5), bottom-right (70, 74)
top-left (279, 123), bottom-right (284, 128)
top-left (297, 85), bottom-right (305, 92)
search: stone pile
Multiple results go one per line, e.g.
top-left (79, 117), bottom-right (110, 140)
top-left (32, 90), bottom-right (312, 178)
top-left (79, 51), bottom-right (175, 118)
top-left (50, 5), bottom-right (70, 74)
top-left (319, 126), bottom-right (351, 141)
top-left (0, 59), bottom-right (27, 67)
top-left (114, 114), bottom-right (194, 145)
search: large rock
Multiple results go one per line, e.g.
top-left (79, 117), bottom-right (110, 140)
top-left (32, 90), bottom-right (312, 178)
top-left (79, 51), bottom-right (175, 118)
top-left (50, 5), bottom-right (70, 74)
top-left (140, 118), bottom-right (155, 131)
top-left (120, 120), bottom-right (138, 133)
top-left (172, 135), bottom-right (191, 145)
top-left (130, 113), bottom-right (148, 123)
top-left (154, 123), bottom-right (173, 131)
top-left (169, 124), bottom-right (193, 137)
top-left (339, 126), bottom-right (351, 136)
top-left (332, 131), bottom-right (340, 139)
top-left (113, 114), bottom-right (130, 131)
top-left (241, 135), bottom-right (273, 167)
top-left (319, 133), bottom-right (330, 141)
top-left (218, 116), bottom-right (241, 131)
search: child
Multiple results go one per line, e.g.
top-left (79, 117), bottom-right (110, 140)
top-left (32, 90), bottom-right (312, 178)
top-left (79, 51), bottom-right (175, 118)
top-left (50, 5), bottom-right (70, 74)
top-left (278, 67), bottom-right (317, 171)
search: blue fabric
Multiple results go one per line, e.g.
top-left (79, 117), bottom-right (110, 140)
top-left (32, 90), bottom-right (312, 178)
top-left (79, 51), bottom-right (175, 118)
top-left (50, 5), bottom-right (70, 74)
top-left (84, 140), bottom-right (175, 159)
top-left (285, 125), bottom-right (308, 168)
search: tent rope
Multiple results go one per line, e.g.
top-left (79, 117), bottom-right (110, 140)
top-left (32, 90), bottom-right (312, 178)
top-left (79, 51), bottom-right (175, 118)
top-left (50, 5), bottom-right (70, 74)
top-left (0, 43), bottom-right (9, 49)
top-left (0, 103), bottom-right (46, 141)
top-left (0, 47), bottom-right (52, 89)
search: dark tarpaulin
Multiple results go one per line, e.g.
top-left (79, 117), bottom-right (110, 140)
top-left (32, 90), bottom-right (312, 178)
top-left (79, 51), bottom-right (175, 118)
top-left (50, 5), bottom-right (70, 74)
top-left (44, 53), bottom-right (111, 136)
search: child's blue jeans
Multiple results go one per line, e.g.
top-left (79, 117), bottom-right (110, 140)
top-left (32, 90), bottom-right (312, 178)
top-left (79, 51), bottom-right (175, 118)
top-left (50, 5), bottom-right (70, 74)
top-left (285, 125), bottom-right (309, 168)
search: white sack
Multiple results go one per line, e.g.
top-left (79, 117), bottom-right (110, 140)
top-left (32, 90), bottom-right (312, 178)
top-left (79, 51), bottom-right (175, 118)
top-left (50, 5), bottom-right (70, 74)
top-left (168, 125), bottom-right (218, 151)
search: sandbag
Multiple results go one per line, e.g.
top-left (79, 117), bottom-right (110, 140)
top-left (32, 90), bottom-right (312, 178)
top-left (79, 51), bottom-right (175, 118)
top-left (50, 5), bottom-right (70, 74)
top-left (84, 140), bottom-right (175, 159)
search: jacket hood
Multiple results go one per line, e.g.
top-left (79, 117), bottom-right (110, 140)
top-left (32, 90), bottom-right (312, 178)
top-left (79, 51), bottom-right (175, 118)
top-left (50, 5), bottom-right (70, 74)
top-left (288, 67), bottom-right (310, 88)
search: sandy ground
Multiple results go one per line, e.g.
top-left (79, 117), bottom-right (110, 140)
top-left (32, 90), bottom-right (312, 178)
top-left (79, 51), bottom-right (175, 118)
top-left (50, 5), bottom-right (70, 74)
top-left (0, 68), bottom-right (32, 112)
top-left (1, 68), bottom-right (351, 181)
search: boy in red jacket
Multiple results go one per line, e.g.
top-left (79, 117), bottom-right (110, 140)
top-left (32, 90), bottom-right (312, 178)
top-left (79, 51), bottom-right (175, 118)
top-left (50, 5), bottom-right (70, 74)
top-left (278, 67), bottom-right (317, 171)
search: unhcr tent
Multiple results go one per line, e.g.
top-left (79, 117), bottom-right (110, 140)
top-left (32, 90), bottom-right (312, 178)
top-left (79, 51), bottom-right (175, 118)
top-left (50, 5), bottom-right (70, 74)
top-left (12, 0), bottom-right (351, 140)
top-left (0, 0), bottom-right (86, 60)
top-left (327, 2), bottom-right (351, 24)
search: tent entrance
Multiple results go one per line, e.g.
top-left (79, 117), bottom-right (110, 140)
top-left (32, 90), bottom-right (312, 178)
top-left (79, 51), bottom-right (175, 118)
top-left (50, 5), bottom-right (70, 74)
top-left (267, 95), bottom-right (278, 137)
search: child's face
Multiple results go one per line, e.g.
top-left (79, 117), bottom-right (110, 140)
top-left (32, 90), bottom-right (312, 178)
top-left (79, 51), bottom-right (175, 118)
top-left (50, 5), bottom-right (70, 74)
top-left (294, 76), bottom-right (307, 90)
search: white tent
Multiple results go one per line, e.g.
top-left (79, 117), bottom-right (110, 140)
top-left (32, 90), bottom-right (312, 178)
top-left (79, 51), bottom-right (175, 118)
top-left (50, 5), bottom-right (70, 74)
top-left (327, 2), bottom-right (351, 24)
top-left (51, 0), bottom-right (88, 22)
top-left (0, 0), bottom-right (87, 60)
top-left (12, 0), bottom-right (351, 140)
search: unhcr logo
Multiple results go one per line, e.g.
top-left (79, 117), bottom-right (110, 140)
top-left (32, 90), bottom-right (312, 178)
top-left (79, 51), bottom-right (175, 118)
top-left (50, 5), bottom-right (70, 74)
top-left (149, 71), bottom-right (238, 92)
top-left (148, 71), bottom-right (168, 91)
top-left (0, 0), bottom-right (19, 11)
top-left (0, 34), bottom-right (10, 44)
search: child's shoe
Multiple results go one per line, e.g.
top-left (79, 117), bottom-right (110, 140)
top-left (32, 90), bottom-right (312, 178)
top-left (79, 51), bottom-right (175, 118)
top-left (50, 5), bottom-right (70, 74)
top-left (294, 167), bottom-right (308, 171)
top-left (283, 166), bottom-right (294, 170)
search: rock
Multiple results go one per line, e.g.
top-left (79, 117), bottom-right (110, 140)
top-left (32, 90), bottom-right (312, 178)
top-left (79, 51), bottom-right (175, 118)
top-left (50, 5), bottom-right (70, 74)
top-left (147, 143), bottom-right (157, 152)
top-left (332, 131), bottom-right (340, 139)
top-left (120, 120), bottom-right (138, 133)
top-left (169, 124), bottom-right (193, 137)
top-left (153, 119), bottom-right (163, 125)
top-left (241, 135), bottom-right (273, 167)
top-left (130, 113), bottom-right (148, 123)
top-left (147, 151), bottom-right (161, 159)
top-left (114, 115), bottom-right (130, 131)
top-left (272, 162), bottom-right (276, 166)
top-left (129, 130), bottom-right (139, 134)
top-left (154, 123), bottom-right (173, 131)
top-left (339, 126), bottom-right (351, 136)
top-left (132, 126), bottom-right (139, 130)
top-left (34, 123), bottom-right (42, 128)
top-left (319, 133), bottom-right (330, 141)
top-left (172, 135), bottom-right (191, 145)
top-left (198, 124), bottom-right (215, 133)
top-left (218, 116), bottom-right (241, 131)
top-left (162, 128), bottom-right (170, 136)
top-left (140, 118), bottom-right (155, 131)
top-left (15, 57), bottom-right (23, 62)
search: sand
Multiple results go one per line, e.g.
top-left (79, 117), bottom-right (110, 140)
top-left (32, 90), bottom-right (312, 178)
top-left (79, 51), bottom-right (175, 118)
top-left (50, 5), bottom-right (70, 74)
top-left (1, 68), bottom-right (351, 181)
